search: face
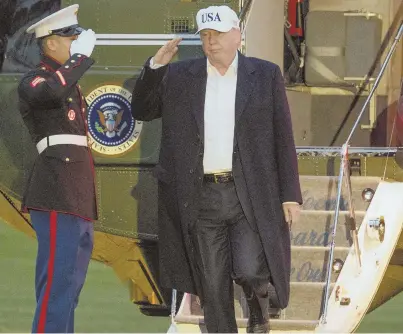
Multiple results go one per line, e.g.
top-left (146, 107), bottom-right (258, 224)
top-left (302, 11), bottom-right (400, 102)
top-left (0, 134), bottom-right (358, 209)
top-left (44, 35), bottom-right (78, 63)
top-left (200, 28), bottom-right (241, 65)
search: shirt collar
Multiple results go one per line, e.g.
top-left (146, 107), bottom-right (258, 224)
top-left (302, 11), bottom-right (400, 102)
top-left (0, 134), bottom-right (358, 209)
top-left (207, 52), bottom-right (238, 76)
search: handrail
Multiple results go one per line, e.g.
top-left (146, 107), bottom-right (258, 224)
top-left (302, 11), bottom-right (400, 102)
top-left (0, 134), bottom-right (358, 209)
top-left (296, 146), bottom-right (401, 154)
top-left (320, 21), bottom-right (403, 324)
top-left (95, 34), bottom-right (203, 46)
top-left (94, 33), bottom-right (246, 46)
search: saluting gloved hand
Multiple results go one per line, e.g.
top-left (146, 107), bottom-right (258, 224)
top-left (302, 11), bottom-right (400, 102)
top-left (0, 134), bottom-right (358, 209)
top-left (70, 29), bottom-right (96, 57)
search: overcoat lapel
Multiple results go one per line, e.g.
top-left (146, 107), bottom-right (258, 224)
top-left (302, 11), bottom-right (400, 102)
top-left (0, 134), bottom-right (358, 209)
top-left (235, 52), bottom-right (257, 127)
top-left (187, 58), bottom-right (207, 142)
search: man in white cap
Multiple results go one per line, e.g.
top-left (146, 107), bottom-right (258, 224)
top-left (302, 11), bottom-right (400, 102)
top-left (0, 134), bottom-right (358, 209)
top-left (132, 5), bottom-right (302, 333)
top-left (17, 4), bottom-right (97, 333)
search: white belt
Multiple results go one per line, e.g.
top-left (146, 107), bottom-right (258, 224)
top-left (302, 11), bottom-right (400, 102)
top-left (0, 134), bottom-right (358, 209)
top-left (36, 134), bottom-right (88, 154)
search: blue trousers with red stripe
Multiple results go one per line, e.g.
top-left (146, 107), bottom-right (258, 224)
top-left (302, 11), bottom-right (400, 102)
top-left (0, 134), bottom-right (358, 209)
top-left (30, 210), bottom-right (93, 333)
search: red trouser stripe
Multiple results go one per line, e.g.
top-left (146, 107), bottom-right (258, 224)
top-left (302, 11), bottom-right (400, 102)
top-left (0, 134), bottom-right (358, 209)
top-left (37, 211), bottom-right (57, 333)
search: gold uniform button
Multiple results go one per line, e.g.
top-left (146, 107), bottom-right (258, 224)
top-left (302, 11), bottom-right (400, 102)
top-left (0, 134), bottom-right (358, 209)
top-left (65, 157), bottom-right (70, 162)
top-left (67, 97), bottom-right (73, 102)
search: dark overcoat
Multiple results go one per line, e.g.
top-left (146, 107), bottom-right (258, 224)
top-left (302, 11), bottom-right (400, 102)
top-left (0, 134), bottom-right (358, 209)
top-left (131, 52), bottom-right (302, 309)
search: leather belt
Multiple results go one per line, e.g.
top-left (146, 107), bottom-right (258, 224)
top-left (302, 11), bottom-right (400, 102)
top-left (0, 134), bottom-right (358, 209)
top-left (203, 171), bottom-right (233, 183)
top-left (36, 134), bottom-right (88, 154)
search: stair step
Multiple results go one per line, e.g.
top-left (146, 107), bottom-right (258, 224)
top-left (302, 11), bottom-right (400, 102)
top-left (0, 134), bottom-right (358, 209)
top-left (178, 316), bottom-right (319, 331)
top-left (299, 175), bottom-right (380, 211)
top-left (180, 247), bottom-right (348, 320)
top-left (186, 282), bottom-right (332, 322)
top-left (266, 319), bottom-right (319, 331)
top-left (290, 246), bottom-right (349, 283)
top-left (282, 282), bottom-right (329, 320)
top-left (291, 210), bottom-right (365, 247)
top-left (184, 317), bottom-right (319, 331)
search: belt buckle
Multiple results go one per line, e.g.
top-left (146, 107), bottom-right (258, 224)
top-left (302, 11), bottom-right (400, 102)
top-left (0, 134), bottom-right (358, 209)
top-left (214, 172), bottom-right (227, 183)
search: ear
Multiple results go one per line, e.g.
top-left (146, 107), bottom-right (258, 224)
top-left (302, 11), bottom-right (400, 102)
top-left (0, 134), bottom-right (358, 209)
top-left (45, 37), bottom-right (58, 52)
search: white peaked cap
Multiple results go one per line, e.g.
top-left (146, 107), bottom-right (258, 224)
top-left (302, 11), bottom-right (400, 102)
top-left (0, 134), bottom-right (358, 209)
top-left (196, 5), bottom-right (240, 34)
top-left (26, 4), bottom-right (81, 38)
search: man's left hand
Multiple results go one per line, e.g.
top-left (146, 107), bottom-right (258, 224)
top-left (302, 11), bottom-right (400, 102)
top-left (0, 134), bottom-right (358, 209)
top-left (282, 202), bottom-right (301, 230)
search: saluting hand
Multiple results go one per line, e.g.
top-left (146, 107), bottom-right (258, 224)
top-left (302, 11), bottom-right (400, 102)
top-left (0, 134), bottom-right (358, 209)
top-left (70, 29), bottom-right (96, 58)
top-left (154, 38), bottom-right (182, 65)
top-left (282, 203), bottom-right (301, 230)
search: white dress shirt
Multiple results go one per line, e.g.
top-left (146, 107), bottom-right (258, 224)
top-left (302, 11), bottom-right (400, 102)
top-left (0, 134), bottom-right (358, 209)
top-left (203, 53), bottom-right (238, 173)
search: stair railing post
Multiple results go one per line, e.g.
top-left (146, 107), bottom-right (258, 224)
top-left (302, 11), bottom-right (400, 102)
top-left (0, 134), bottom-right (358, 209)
top-left (343, 153), bottom-right (362, 268)
top-left (320, 144), bottom-right (347, 324)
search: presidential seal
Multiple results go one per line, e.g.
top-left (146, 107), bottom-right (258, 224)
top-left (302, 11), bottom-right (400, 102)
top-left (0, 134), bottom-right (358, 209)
top-left (85, 85), bottom-right (142, 156)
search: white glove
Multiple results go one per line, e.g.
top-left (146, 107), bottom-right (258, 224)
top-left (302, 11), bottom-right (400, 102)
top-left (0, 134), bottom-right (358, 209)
top-left (70, 29), bottom-right (96, 57)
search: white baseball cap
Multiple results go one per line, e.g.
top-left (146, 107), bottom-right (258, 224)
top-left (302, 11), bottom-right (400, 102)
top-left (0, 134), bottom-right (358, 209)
top-left (196, 5), bottom-right (240, 34)
top-left (26, 4), bottom-right (84, 39)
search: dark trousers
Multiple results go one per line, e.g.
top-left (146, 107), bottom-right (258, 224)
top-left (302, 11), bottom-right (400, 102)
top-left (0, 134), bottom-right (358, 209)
top-left (30, 210), bottom-right (93, 333)
top-left (190, 181), bottom-right (270, 333)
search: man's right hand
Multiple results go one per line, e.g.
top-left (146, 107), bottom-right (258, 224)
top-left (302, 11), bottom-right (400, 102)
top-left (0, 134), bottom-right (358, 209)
top-left (153, 38), bottom-right (182, 66)
top-left (70, 29), bottom-right (96, 58)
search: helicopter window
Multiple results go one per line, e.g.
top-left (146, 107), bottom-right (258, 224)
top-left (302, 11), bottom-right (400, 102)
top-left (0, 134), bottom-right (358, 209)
top-left (0, 0), bottom-right (61, 74)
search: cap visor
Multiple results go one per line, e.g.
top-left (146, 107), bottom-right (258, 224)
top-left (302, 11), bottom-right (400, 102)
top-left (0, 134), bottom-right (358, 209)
top-left (53, 25), bottom-right (84, 37)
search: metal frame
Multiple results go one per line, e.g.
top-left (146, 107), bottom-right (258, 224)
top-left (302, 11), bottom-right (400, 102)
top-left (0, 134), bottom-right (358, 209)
top-left (95, 33), bottom-right (203, 46)
top-left (239, 0), bottom-right (255, 34)
top-left (94, 33), bottom-right (247, 47)
top-left (296, 146), bottom-right (401, 156)
top-left (320, 21), bottom-right (403, 325)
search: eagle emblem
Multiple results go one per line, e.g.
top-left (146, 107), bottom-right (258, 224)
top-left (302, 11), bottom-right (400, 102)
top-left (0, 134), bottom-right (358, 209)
top-left (86, 85), bottom-right (143, 156)
top-left (96, 109), bottom-right (127, 138)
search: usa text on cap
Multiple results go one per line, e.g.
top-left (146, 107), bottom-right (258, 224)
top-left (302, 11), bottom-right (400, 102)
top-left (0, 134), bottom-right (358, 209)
top-left (196, 5), bottom-right (240, 34)
top-left (26, 4), bottom-right (84, 39)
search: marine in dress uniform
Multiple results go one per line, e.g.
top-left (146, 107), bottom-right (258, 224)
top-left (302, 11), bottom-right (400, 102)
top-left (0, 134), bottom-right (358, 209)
top-left (131, 5), bottom-right (302, 333)
top-left (17, 5), bottom-right (97, 333)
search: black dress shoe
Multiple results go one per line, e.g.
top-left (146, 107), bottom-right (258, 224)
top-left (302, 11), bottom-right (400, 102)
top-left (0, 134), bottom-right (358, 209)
top-left (247, 313), bottom-right (269, 333)
top-left (245, 291), bottom-right (270, 333)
